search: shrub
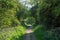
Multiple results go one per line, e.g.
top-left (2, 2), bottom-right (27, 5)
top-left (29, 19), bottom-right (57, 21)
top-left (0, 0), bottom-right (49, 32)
top-left (0, 26), bottom-right (26, 40)
top-left (34, 25), bottom-right (60, 40)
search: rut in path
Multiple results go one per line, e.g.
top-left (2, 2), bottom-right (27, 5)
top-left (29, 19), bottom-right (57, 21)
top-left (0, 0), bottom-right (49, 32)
top-left (24, 26), bottom-right (36, 40)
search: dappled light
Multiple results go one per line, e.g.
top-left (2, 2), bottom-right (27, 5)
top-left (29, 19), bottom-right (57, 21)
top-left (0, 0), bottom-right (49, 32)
top-left (26, 29), bottom-right (33, 34)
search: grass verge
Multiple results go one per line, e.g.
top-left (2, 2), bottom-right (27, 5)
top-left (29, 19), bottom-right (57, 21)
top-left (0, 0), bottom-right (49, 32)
top-left (33, 25), bottom-right (60, 40)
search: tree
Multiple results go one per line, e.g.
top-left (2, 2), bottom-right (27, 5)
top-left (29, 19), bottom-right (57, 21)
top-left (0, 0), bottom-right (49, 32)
top-left (30, 0), bottom-right (60, 29)
top-left (0, 0), bottom-right (20, 28)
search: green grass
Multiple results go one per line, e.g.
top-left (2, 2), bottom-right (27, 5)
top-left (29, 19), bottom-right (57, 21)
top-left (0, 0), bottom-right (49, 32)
top-left (0, 26), bottom-right (26, 40)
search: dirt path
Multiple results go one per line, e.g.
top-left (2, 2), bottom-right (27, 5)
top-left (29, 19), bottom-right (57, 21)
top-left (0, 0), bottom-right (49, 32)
top-left (24, 26), bottom-right (36, 40)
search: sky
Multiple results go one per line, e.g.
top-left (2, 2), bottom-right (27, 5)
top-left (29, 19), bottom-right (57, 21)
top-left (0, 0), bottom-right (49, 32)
top-left (19, 0), bottom-right (32, 8)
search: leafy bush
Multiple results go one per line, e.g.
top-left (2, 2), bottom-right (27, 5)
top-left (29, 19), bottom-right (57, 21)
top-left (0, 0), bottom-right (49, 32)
top-left (34, 25), bottom-right (60, 40)
top-left (30, 0), bottom-right (60, 28)
top-left (0, 0), bottom-right (20, 28)
top-left (0, 26), bottom-right (26, 40)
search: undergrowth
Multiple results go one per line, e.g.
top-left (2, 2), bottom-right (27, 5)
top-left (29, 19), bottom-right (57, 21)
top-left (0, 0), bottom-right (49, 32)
top-left (34, 25), bottom-right (60, 40)
top-left (0, 26), bottom-right (26, 40)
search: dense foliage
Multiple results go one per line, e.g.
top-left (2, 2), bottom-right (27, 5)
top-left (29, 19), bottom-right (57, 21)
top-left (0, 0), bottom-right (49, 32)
top-left (0, 0), bottom-right (26, 40)
top-left (0, 0), bottom-right (20, 28)
top-left (30, 0), bottom-right (60, 29)
top-left (34, 25), bottom-right (60, 40)
top-left (0, 0), bottom-right (60, 40)
top-left (30, 0), bottom-right (60, 40)
top-left (0, 26), bottom-right (26, 40)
